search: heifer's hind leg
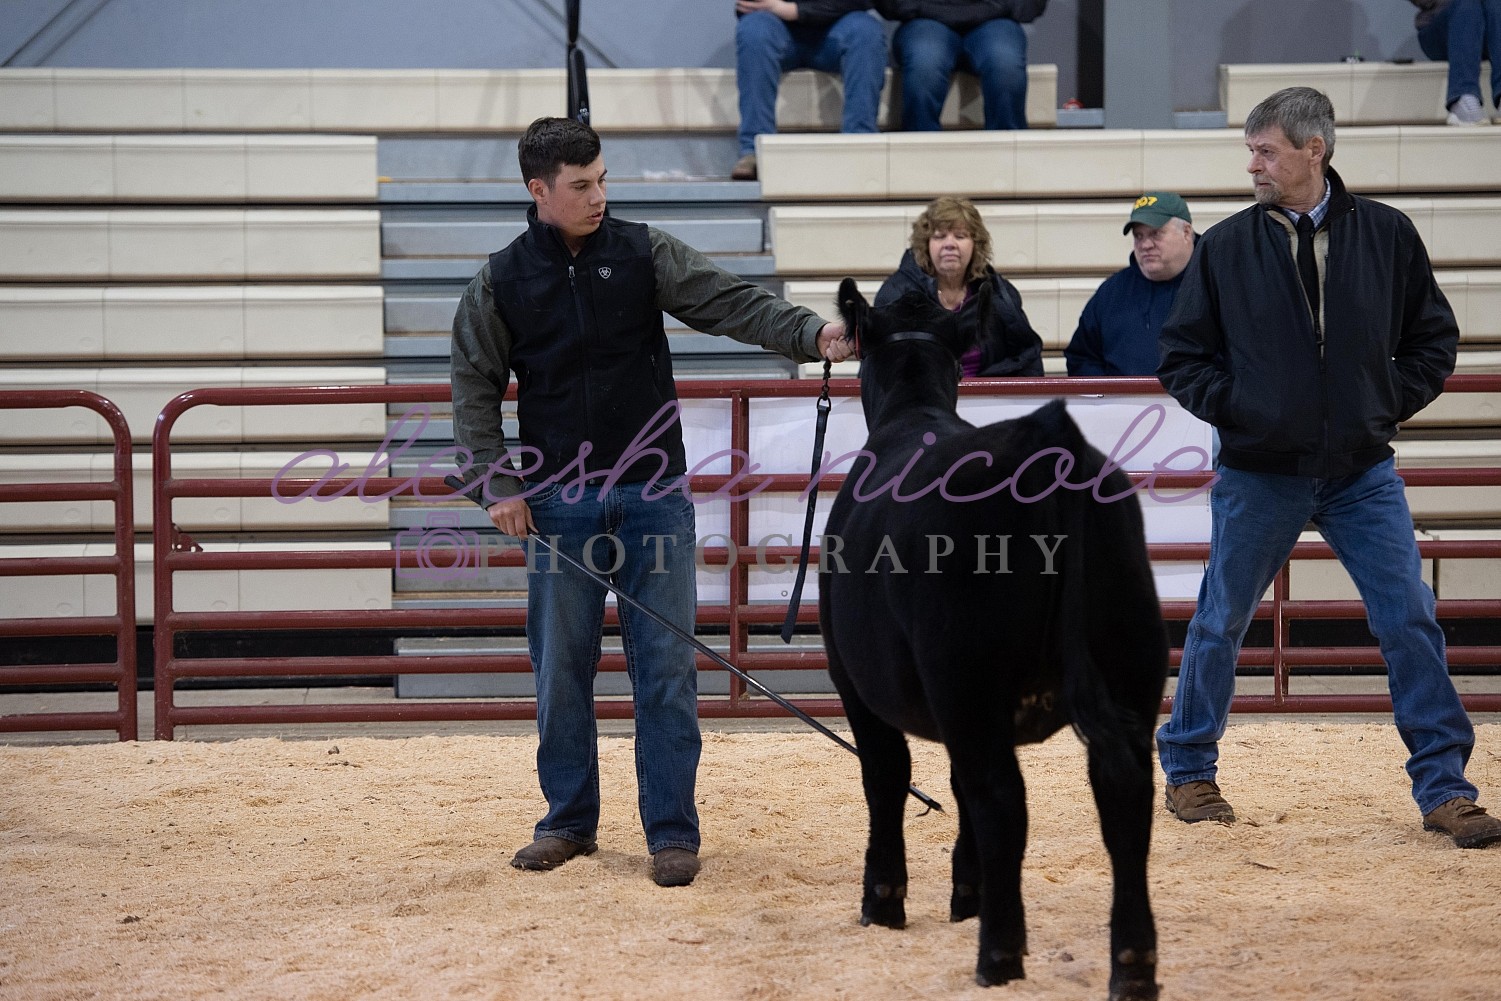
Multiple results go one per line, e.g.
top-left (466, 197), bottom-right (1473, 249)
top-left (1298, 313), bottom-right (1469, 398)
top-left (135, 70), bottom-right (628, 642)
top-left (828, 660), bottom-right (911, 929)
top-left (949, 764), bottom-right (980, 922)
top-left (1088, 740), bottom-right (1160, 1001)
top-left (948, 739), bottom-right (1029, 986)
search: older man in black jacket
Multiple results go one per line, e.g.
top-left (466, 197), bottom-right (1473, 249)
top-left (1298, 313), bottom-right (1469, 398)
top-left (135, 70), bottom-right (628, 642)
top-left (1155, 86), bottom-right (1500, 849)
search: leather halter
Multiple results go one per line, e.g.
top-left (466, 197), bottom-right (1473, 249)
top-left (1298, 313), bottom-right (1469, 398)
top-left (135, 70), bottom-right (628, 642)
top-left (851, 326), bottom-right (951, 358)
top-left (853, 327), bottom-right (962, 380)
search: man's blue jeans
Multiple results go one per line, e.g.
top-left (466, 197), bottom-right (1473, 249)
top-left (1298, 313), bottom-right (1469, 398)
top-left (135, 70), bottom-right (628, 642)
top-left (893, 16), bottom-right (1028, 131)
top-left (1416, 0), bottom-right (1501, 108)
top-left (524, 480), bottom-right (701, 855)
top-left (735, 10), bottom-right (887, 157)
top-left (1156, 459), bottom-right (1477, 815)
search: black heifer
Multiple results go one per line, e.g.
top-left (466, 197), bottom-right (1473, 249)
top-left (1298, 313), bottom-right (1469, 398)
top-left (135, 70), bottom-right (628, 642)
top-left (818, 278), bottom-right (1169, 1000)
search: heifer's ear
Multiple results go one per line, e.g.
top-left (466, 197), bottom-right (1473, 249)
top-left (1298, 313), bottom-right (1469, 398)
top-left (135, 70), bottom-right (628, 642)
top-left (837, 276), bottom-right (868, 337)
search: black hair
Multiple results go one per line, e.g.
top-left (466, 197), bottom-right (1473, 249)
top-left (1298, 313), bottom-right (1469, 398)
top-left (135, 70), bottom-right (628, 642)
top-left (517, 116), bottom-right (602, 186)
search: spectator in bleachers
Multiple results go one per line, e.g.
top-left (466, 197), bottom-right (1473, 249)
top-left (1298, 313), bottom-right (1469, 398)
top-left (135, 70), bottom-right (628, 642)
top-left (450, 117), bottom-right (855, 888)
top-left (875, 195), bottom-right (1044, 376)
top-left (876, 0), bottom-right (1046, 131)
top-left (1065, 191), bottom-right (1196, 376)
top-left (1411, 0), bottom-right (1501, 126)
top-left (732, 1), bottom-right (888, 180)
top-left (1155, 86), bottom-right (1501, 849)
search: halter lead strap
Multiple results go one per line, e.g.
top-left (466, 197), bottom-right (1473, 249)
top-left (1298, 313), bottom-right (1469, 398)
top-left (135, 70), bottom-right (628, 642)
top-left (781, 358), bottom-right (833, 644)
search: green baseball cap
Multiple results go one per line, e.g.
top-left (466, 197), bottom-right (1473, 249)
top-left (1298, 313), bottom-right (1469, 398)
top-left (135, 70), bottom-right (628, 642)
top-left (1124, 191), bottom-right (1192, 234)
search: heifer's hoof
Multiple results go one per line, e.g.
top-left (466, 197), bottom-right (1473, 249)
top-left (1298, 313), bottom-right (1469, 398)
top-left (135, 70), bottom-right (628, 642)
top-left (975, 949), bottom-right (1025, 987)
top-left (859, 883), bottom-right (907, 929)
top-left (949, 883), bottom-right (980, 923)
top-left (1108, 978), bottom-right (1159, 1001)
top-left (1108, 948), bottom-right (1159, 1001)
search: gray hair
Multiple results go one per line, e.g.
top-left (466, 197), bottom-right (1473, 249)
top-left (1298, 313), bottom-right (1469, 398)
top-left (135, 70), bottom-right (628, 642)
top-left (1244, 86), bottom-right (1335, 167)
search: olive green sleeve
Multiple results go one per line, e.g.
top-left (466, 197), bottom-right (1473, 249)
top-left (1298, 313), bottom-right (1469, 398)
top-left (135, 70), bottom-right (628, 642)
top-left (648, 227), bottom-right (826, 363)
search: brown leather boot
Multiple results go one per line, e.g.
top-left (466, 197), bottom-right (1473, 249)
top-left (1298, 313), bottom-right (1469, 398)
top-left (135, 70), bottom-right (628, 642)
top-left (651, 847), bottom-right (700, 887)
top-left (1422, 797), bottom-right (1501, 849)
top-left (731, 154), bottom-right (757, 181)
top-left (510, 836), bottom-right (598, 871)
top-left (1164, 781), bottom-right (1236, 824)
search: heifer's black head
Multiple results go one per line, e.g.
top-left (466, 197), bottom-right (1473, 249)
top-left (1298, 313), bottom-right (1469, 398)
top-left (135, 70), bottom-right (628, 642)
top-left (836, 276), bottom-right (992, 425)
top-left (836, 276), bottom-right (993, 366)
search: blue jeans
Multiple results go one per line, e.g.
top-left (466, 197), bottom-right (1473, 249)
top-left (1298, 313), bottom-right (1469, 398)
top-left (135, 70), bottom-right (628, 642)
top-left (735, 10), bottom-right (887, 156)
top-left (893, 16), bottom-right (1028, 131)
top-left (524, 480), bottom-right (701, 855)
top-left (1417, 0), bottom-right (1501, 108)
top-left (1156, 459), bottom-right (1477, 815)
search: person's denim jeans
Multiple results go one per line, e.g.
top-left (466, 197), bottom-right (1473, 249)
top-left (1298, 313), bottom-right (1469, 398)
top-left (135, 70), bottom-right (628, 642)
top-left (524, 480), bottom-right (701, 855)
top-left (1416, 0), bottom-right (1501, 108)
top-left (893, 16), bottom-right (1027, 131)
top-left (1156, 460), bottom-right (1477, 815)
top-left (735, 10), bottom-right (887, 157)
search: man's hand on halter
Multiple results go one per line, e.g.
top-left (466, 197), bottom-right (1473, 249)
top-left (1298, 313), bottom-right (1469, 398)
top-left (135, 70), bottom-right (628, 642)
top-left (817, 321), bottom-right (855, 363)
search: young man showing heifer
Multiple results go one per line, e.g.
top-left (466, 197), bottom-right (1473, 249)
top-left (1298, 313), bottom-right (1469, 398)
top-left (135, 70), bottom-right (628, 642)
top-left (450, 117), bottom-right (853, 886)
top-left (1155, 86), bottom-right (1501, 849)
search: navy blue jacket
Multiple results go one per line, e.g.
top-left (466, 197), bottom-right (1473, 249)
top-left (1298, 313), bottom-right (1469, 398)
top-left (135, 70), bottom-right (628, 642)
top-left (1064, 254), bottom-right (1186, 377)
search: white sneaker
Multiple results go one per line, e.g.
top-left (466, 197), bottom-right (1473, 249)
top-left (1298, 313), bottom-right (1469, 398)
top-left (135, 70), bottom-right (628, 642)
top-left (1446, 93), bottom-right (1488, 126)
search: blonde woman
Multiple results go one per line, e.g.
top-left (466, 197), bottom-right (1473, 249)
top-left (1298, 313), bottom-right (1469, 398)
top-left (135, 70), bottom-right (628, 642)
top-left (874, 195), bottom-right (1044, 377)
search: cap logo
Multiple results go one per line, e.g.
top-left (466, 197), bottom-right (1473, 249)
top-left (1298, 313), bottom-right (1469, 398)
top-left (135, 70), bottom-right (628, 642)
top-left (1134, 195), bottom-right (1158, 209)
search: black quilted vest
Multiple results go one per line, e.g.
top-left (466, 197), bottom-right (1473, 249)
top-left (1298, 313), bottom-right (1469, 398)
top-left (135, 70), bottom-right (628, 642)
top-left (487, 208), bottom-right (685, 487)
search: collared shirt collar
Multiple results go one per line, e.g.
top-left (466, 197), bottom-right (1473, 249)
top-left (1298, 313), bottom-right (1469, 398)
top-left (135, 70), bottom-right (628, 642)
top-left (1279, 176), bottom-right (1333, 229)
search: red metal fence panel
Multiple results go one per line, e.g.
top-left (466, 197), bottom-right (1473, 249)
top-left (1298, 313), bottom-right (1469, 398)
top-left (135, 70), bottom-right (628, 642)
top-left (0, 390), bottom-right (137, 740)
top-left (148, 376), bottom-right (1501, 739)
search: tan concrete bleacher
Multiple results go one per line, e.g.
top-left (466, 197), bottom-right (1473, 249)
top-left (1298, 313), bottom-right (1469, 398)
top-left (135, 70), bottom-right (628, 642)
top-left (1220, 60), bottom-right (1495, 128)
top-left (768, 196), bottom-right (1501, 275)
top-left (0, 66), bottom-right (1058, 133)
top-left (0, 286), bottom-right (383, 360)
top-left (0, 208), bottom-right (379, 279)
top-left (758, 125), bottom-right (1501, 199)
top-left (0, 134), bottom-right (377, 201)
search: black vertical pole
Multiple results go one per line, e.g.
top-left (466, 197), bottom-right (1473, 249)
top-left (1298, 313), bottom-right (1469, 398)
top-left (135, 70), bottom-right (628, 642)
top-left (566, 0), bottom-right (590, 124)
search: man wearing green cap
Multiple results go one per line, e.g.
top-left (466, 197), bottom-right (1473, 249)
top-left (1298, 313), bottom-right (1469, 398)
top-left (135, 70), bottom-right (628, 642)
top-left (1064, 192), bottom-right (1195, 376)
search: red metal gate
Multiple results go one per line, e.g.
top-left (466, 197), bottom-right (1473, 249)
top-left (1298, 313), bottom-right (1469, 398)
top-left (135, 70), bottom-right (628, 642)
top-left (0, 390), bottom-right (138, 740)
top-left (148, 376), bottom-right (1501, 740)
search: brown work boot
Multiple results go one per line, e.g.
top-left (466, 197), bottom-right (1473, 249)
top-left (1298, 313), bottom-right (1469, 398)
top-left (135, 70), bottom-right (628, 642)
top-left (731, 153), bottom-right (757, 181)
top-left (510, 836), bottom-right (598, 871)
top-left (1422, 797), bottom-right (1501, 849)
top-left (1164, 781), bottom-right (1236, 824)
top-left (651, 847), bottom-right (700, 887)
